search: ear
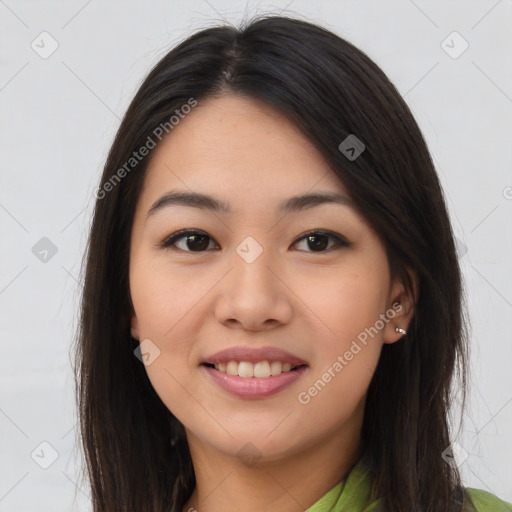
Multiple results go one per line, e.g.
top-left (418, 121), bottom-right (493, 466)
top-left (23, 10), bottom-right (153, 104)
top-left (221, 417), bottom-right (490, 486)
top-left (130, 309), bottom-right (140, 340)
top-left (383, 265), bottom-right (419, 344)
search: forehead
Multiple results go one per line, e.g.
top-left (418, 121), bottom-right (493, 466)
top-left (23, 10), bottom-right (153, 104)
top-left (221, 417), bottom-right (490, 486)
top-left (139, 94), bottom-right (350, 213)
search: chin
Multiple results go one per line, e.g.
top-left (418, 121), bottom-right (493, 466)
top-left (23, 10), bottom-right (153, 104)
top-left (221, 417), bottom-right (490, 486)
top-left (191, 423), bottom-right (310, 465)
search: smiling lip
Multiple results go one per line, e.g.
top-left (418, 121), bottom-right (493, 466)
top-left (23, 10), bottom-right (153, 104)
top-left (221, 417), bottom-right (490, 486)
top-left (201, 345), bottom-right (307, 366)
top-left (200, 345), bottom-right (309, 399)
top-left (201, 364), bottom-right (308, 399)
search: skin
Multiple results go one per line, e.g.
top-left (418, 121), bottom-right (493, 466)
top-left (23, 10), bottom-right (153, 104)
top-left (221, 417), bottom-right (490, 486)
top-left (129, 94), bottom-right (418, 512)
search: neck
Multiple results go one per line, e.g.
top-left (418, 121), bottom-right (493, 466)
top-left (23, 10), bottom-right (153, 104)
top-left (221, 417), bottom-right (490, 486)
top-left (181, 420), bottom-right (363, 512)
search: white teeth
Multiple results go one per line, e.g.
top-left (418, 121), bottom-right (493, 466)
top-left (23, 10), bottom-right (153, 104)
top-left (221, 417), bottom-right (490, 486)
top-left (270, 361), bottom-right (282, 375)
top-left (213, 360), bottom-right (298, 378)
top-left (253, 361), bottom-right (270, 378)
top-left (226, 361), bottom-right (238, 376)
top-left (238, 361), bottom-right (253, 378)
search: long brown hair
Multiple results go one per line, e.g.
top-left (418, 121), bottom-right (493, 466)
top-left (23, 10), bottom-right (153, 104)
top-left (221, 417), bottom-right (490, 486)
top-left (73, 14), bottom-right (470, 511)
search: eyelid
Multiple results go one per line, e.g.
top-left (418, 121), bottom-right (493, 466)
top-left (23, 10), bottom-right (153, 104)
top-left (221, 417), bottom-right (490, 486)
top-left (293, 229), bottom-right (350, 249)
top-left (158, 228), bottom-right (217, 250)
top-left (158, 228), bottom-right (350, 252)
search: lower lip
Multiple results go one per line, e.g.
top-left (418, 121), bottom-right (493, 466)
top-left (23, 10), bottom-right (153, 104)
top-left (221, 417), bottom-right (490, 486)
top-left (201, 365), bottom-right (308, 399)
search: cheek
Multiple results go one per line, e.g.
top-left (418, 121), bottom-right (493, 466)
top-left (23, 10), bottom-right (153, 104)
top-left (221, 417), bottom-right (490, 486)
top-left (299, 267), bottom-right (389, 349)
top-left (130, 263), bottom-right (203, 422)
top-left (130, 258), bottom-right (210, 339)
top-left (294, 283), bottom-right (385, 432)
top-left (129, 261), bottom-right (199, 393)
top-left (293, 267), bottom-right (387, 407)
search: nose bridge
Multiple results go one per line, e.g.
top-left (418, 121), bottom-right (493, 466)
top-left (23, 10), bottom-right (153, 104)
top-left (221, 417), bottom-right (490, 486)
top-left (213, 234), bottom-right (293, 329)
top-left (231, 234), bottom-right (279, 292)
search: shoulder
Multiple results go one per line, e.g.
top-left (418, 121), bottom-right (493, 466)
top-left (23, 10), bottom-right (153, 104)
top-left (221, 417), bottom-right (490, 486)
top-left (465, 488), bottom-right (512, 512)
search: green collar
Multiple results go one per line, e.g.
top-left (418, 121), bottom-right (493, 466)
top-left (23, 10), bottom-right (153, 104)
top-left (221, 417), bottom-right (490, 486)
top-left (305, 457), bottom-right (512, 512)
top-left (306, 455), bottom-right (382, 512)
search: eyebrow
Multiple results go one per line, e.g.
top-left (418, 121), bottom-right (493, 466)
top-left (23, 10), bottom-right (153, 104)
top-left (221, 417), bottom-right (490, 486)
top-left (146, 190), bottom-right (354, 218)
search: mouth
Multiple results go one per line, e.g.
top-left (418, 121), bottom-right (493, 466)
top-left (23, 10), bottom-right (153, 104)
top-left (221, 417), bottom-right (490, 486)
top-left (200, 362), bottom-right (309, 399)
top-left (199, 346), bottom-right (309, 399)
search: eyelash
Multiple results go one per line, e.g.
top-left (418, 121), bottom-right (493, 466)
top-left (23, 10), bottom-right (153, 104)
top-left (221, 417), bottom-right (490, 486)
top-left (158, 229), bottom-right (350, 254)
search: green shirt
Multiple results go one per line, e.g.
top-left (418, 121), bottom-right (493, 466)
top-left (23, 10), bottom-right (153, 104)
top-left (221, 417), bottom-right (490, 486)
top-left (306, 455), bottom-right (512, 512)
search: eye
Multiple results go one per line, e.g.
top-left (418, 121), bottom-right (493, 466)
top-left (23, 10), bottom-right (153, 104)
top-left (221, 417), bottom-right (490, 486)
top-left (159, 229), bottom-right (219, 252)
top-left (159, 229), bottom-right (349, 253)
top-left (291, 230), bottom-right (350, 253)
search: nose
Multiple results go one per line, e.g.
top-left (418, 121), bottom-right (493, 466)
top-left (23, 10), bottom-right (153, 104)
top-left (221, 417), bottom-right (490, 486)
top-left (214, 245), bottom-right (294, 332)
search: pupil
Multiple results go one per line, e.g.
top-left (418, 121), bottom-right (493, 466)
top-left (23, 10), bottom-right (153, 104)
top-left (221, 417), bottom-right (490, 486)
top-left (307, 235), bottom-right (327, 251)
top-left (187, 234), bottom-right (209, 251)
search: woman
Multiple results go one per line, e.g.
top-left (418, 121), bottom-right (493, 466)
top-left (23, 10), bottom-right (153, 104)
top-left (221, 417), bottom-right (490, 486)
top-left (74, 14), bottom-right (512, 512)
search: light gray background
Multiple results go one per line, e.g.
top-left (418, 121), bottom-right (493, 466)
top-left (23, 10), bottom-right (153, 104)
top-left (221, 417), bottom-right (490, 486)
top-left (1, 1), bottom-right (511, 510)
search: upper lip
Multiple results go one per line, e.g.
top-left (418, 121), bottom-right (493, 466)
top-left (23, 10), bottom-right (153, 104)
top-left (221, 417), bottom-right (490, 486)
top-left (202, 346), bottom-right (308, 366)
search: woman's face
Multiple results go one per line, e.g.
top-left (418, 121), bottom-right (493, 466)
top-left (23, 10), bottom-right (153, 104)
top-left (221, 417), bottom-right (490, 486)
top-left (129, 94), bottom-right (412, 462)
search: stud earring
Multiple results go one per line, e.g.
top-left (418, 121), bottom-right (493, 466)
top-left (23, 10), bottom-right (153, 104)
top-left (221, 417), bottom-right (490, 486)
top-left (395, 327), bottom-right (407, 335)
